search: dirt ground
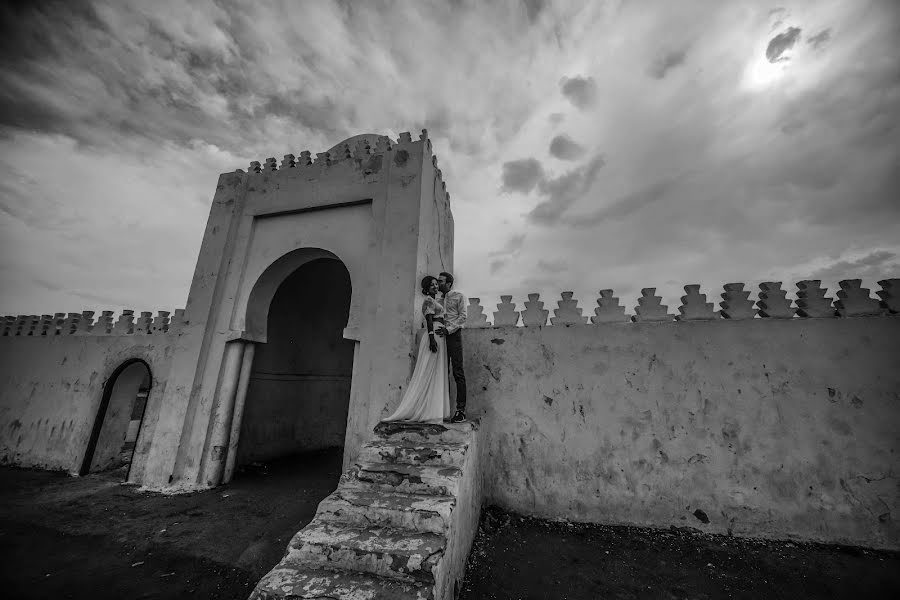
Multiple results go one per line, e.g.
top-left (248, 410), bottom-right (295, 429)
top-left (460, 507), bottom-right (900, 600)
top-left (2, 459), bottom-right (898, 600)
top-left (0, 449), bottom-right (344, 599)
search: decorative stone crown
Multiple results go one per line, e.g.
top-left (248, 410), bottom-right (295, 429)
top-left (241, 130), bottom-right (451, 202)
top-left (1, 309), bottom-right (186, 337)
top-left (461, 278), bottom-right (899, 328)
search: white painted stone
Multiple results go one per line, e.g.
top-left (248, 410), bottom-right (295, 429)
top-left (551, 292), bottom-right (589, 325)
top-left (465, 298), bottom-right (490, 328)
top-left (61, 313), bottom-right (82, 335)
top-left (39, 314), bottom-right (54, 336)
top-left (492, 296), bottom-right (519, 327)
top-left (1, 316), bottom-right (15, 336)
top-left (756, 282), bottom-right (794, 318)
top-left (677, 284), bottom-right (717, 321)
top-left (835, 279), bottom-right (883, 317)
top-left (463, 318), bottom-right (900, 550)
top-left (150, 311), bottom-right (170, 333)
top-left (632, 288), bottom-right (673, 322)
top-left (719, 283), bottom-right (757, 320)
top-left (878, 278), bottom-right (900, 313)
top-left (74, 311), bottom-right (95, 335)
top-left (251, 419), bottom-right (482, 600)
top-left (92, 310), bottom-right (115, 335)
top-left (134, 311), bottom-right (153, 334)
top-left (591, 289), bottom-right (629, 324)
top-left (521, 293), bottom-right (549, 327)
top-left (795, 280), bottom-right (835, 318)
top-left (113, 310), bottom-right (135, 334)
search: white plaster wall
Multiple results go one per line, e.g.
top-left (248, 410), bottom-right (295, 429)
top-left (415, 156), bottom-right (454, 284)
top-left (463, 317), bottom-right (900, 549)
top-left (0, 334), bottom-right (175, 475)
top-left (145, 136), bottom-right (436, 491)
top-left (231, 202), bottom-right (374, 339)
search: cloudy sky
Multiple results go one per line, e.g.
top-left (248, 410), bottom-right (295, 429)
top-left (1, 0), bottom-right (898, 318)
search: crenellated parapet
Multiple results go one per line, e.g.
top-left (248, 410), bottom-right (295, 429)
top-left (238, 130), bottom-right (453, 216)
top-left (551, 292), bottom-right (589, 325)
top-left (1, 309), bottom-right (186, 337)
top-left (465, 298), bottom-right (490, 328)
top-left (464, 278), bottom-right (898, 328)
top-left (522, 293), bottom-right (550, 327)
top-left (239, 130), bottom-right (450, 199)
top-left (676, 285), bottom-right (716, 321)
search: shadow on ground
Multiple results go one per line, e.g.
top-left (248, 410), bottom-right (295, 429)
top-left (4, 459), bottom-right (899, 600)
top-left (460, 506), bottom-right (900, 600)
top-left (0, 448), bottom-right (343, 599)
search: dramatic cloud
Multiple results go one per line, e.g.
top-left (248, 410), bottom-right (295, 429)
top-left (528, 155), bottom-right (606, 226)
top-left (808, 250), bottom-right (900, 283)
top-left (536, 259), bottom-right (568, 273)
top-left (548, 113), bottom-right (565, 125)
top-left (488, 233), bottom-right (527, 275)
top-left (766, 26), bottom-right (802, 62)
top-left (807, 28), bottom-right (832, 50)
top-left (559, 76), bottom-right (597, 109)
top-left (569, 176), bottom-right (683, 227)
top-left (522, 0), bottom-right (546, 23)
top-left (0, 0), bottom-right (897, 317)
top-left (648, 47), bottom-right (689, 79)
top-left (489, 233), bottom-right (527, 257)
top-left (548, 134), bottom-right (585, 161)
top-left (500, 158), bottom-right (545, 194)
top-left (489, 259), bottom-right (509, 275)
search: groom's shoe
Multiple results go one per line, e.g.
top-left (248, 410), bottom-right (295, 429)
top-left (450, 410), bottom-right (466, 423)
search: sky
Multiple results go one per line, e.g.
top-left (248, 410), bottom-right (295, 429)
top-left (1, 0), bottom-right (899, 318)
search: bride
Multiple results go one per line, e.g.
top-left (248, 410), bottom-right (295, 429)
top-left (383, 275), bottom-right (451, 423)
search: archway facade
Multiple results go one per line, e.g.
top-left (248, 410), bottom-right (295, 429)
top-left (80, 359), bottom-right (152, 477)
top-left (236, 257), bottom-right (354, 468)
top-left (137, 130), bottom-right (454, 491)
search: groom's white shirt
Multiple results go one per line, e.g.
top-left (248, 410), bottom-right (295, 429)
top-left (441, 290), bottom-right (467, 334)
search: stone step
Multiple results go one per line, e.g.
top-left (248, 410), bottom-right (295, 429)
top-left (287, 520), bottom-right (446, 583)
top-left (316, 488), bottom-right (456, 534)
top-left (359, 439), bottom-right (469, 468)
top-left (342, 462), bottom-right (463, 497)
top-left (373, 420), bottom-right (476, 445)
top-left (249, 563), bottom-right (434, 599)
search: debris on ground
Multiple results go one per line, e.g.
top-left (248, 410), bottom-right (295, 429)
top-left (460, 506), bottom-right (900, 599)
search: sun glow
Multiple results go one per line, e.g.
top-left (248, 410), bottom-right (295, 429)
top-left (741, 55), bottom-right (789, 91)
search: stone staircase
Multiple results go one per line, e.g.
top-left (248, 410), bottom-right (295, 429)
top-left (249, 420), bottom-right (482, 600)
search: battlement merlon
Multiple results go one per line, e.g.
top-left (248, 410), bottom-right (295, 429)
top-left (0, 309), bottom-right (187, 337)
top-left (464, 279), bottom-right (899, 328)
top-left (231, 130), bottom-right (449, 218)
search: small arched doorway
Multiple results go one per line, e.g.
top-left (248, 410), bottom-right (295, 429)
top-left (79, 360), bottom-right (152, 478)
top-left (235, 257), bottom-right (354, 475)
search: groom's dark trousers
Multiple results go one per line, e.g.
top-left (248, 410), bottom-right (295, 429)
top-left (445, 329), bottom-right (467, 412)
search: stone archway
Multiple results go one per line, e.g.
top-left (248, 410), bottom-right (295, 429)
top-left (80, 360), bottom-right (152, 477)
top-left (234, 257), bottom-right (354, 471)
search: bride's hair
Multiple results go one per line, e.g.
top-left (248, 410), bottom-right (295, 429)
top-left (421, 275), bottom-right (437, 294)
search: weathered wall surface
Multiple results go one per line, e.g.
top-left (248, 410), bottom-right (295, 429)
top-left (463, 317), bottom-right (900, 549)
top-left (0, 332), bottom-right (175, 476)
top-left (142, 131), bottom-right (446, 491)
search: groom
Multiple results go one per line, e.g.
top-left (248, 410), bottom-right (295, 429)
top-left (436, 271), bottom-right (468, 423)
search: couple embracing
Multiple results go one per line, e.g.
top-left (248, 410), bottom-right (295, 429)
top-left (384, 271), bottom-right (468, 424)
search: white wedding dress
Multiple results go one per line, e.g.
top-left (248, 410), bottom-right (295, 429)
top-left (383, 296), bottom-right (451, 423)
